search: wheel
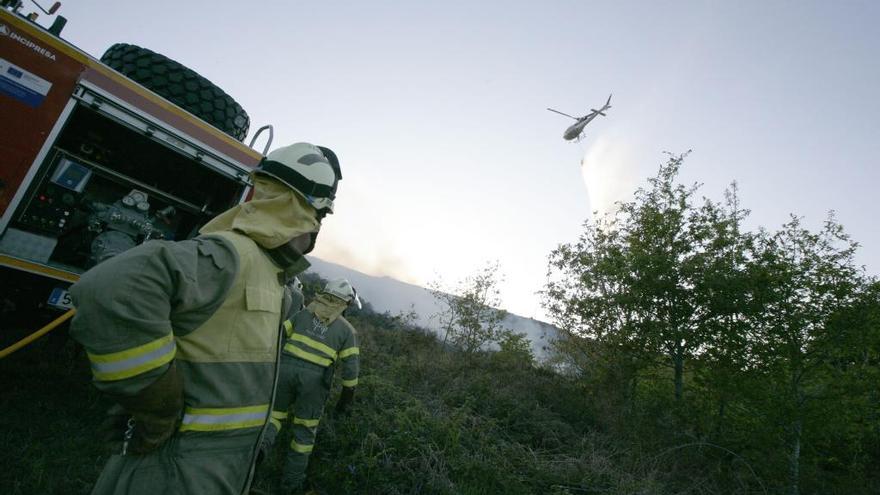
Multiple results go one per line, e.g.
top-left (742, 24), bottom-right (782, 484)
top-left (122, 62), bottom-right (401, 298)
top-left (100, 43), bottom-right (250, 141)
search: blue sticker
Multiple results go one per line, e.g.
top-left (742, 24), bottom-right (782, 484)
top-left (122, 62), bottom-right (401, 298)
top-left (47, 287), bottom-right (63, 306)
top-left (0, 57), bottom-right (51, 108)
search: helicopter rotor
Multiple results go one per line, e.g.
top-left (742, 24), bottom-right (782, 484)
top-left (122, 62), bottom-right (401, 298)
top-left (546, 108), bottom-right (580, 120)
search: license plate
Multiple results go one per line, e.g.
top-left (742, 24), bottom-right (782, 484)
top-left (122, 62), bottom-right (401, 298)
top-left (47, 287), bottom-right (74, 309)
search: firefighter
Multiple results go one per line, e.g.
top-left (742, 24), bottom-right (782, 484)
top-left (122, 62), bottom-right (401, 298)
top-left (262, 278), bottom-right (361, 493)
top-left (69, 142), bottom-right (342, 495)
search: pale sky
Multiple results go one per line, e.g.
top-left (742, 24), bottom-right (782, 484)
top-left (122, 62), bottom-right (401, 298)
top-left (50, 1), bottom-right (879, 319)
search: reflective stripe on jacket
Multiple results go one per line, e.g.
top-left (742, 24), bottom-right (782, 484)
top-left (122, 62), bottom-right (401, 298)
top-left (70, 230), bottom-right (298, 495)
top-left (174, 230), bottom-right (284, 428)
top-left (281, 301), bottom-right (359, 388)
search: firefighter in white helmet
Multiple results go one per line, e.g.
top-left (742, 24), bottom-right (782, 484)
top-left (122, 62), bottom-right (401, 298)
top-left (69, 142), bottom-right (341, 495)
top-left (262, 278), bottom-right (361, 493)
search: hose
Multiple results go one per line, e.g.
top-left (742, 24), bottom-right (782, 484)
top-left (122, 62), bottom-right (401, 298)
top-left (0, 308), bottom-right (76, 359)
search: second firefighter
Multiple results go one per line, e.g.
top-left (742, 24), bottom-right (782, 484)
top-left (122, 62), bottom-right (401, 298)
top-left (262, 278), bottom-right (361, 492)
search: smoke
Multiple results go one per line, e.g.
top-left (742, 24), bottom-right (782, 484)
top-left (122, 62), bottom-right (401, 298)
top-left (309, 180), bottom-right (423, 285)
top-left (312, 233), bottom-right (421, 285)
top-left (580, 134), bottom-right (640, 218)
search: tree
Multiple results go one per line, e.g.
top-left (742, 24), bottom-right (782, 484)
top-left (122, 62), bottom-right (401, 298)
top-left (542, 202), bottom-right (649, 405)
top-left (429, 263), bottom-right (508, 354)
top-left (544, 152), bottom-right (751, 403)
top-left (542, 151), bottom-right (879, 492)
top-left (493, 329), bottom-right (535, 368)
top-left (749, 214), bottom-right (867, 495)
top-left (689, 183), bottom-right (759, 435)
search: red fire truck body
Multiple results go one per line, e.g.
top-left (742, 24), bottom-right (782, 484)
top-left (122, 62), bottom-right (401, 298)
top-left (1, 8), bottom-right (260, 319)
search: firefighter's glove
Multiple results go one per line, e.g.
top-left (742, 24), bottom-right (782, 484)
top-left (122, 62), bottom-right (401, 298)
top-left (111, 362), bottom-right (184, 455)
top-left (334, 386), bottom-right (355, 417)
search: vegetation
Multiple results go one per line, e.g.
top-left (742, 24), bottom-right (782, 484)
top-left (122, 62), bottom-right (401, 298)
top-left (0, 154), bottom-right (876, 494)
top-left (1, 307), bottom-right (655, 495)
top-left (255, 310), bottom-right (666, 494)
top-left (543, 153), bottom-right (880, 495)
top-left (428, 262), bottom-right (511, 354)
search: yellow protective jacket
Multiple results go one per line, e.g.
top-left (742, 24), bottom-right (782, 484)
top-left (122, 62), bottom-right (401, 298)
top-left (282, 293), bottom-right (360, 389)
top-left (69, 176), bottom-right (317, 495)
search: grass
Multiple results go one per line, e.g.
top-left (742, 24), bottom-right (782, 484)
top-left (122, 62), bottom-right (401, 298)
top-left (0, 331), bottom-right (109, 494)
top-left (2, 315), bottom-right (662, 494)
top-left (253, 317), bottom-right (661, 494)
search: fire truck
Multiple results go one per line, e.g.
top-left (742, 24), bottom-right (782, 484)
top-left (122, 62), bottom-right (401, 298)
top-left (0, 3), bottom-right (270, 339)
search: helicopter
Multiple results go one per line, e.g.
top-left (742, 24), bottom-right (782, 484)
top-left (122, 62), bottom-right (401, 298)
top-left (547, 94), bottom-right (612, 141)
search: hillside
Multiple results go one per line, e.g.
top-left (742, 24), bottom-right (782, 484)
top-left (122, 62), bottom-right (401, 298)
top-left (306, 256), bottom-right (559, 357)
top-left (0, 311), bottom-right (671, 495)
top-left (252, 313), bottom-right (645, 494)
top-left (2, 303), bottom-right (875, 493)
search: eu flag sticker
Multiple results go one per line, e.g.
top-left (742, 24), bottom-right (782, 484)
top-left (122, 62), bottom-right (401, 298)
top-left (0, 57), bottom-right (52, 108)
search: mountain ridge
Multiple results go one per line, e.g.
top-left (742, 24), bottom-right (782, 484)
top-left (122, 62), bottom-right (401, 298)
top-left (305, 256), bottom-right (558, 357)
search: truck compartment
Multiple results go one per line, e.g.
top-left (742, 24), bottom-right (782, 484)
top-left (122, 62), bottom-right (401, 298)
top-left (0, 101), bottom-right (249, 274)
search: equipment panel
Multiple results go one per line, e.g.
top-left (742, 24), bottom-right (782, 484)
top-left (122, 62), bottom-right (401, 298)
top-left (0, 102), bottom-right (248, 274)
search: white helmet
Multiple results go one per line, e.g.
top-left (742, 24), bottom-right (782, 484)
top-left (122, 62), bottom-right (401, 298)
top-left (323, 278), bottom-right (362, 309)
top-left (256, 142), bottom-right (341, 215)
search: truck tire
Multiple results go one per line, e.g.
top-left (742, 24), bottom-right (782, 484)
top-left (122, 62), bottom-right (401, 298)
top-left (100, 43), bottom-right (250, 141)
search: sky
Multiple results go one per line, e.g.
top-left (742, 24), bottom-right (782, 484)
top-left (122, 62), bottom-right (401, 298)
top-left (46, 1), bottom-right (880, 319)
